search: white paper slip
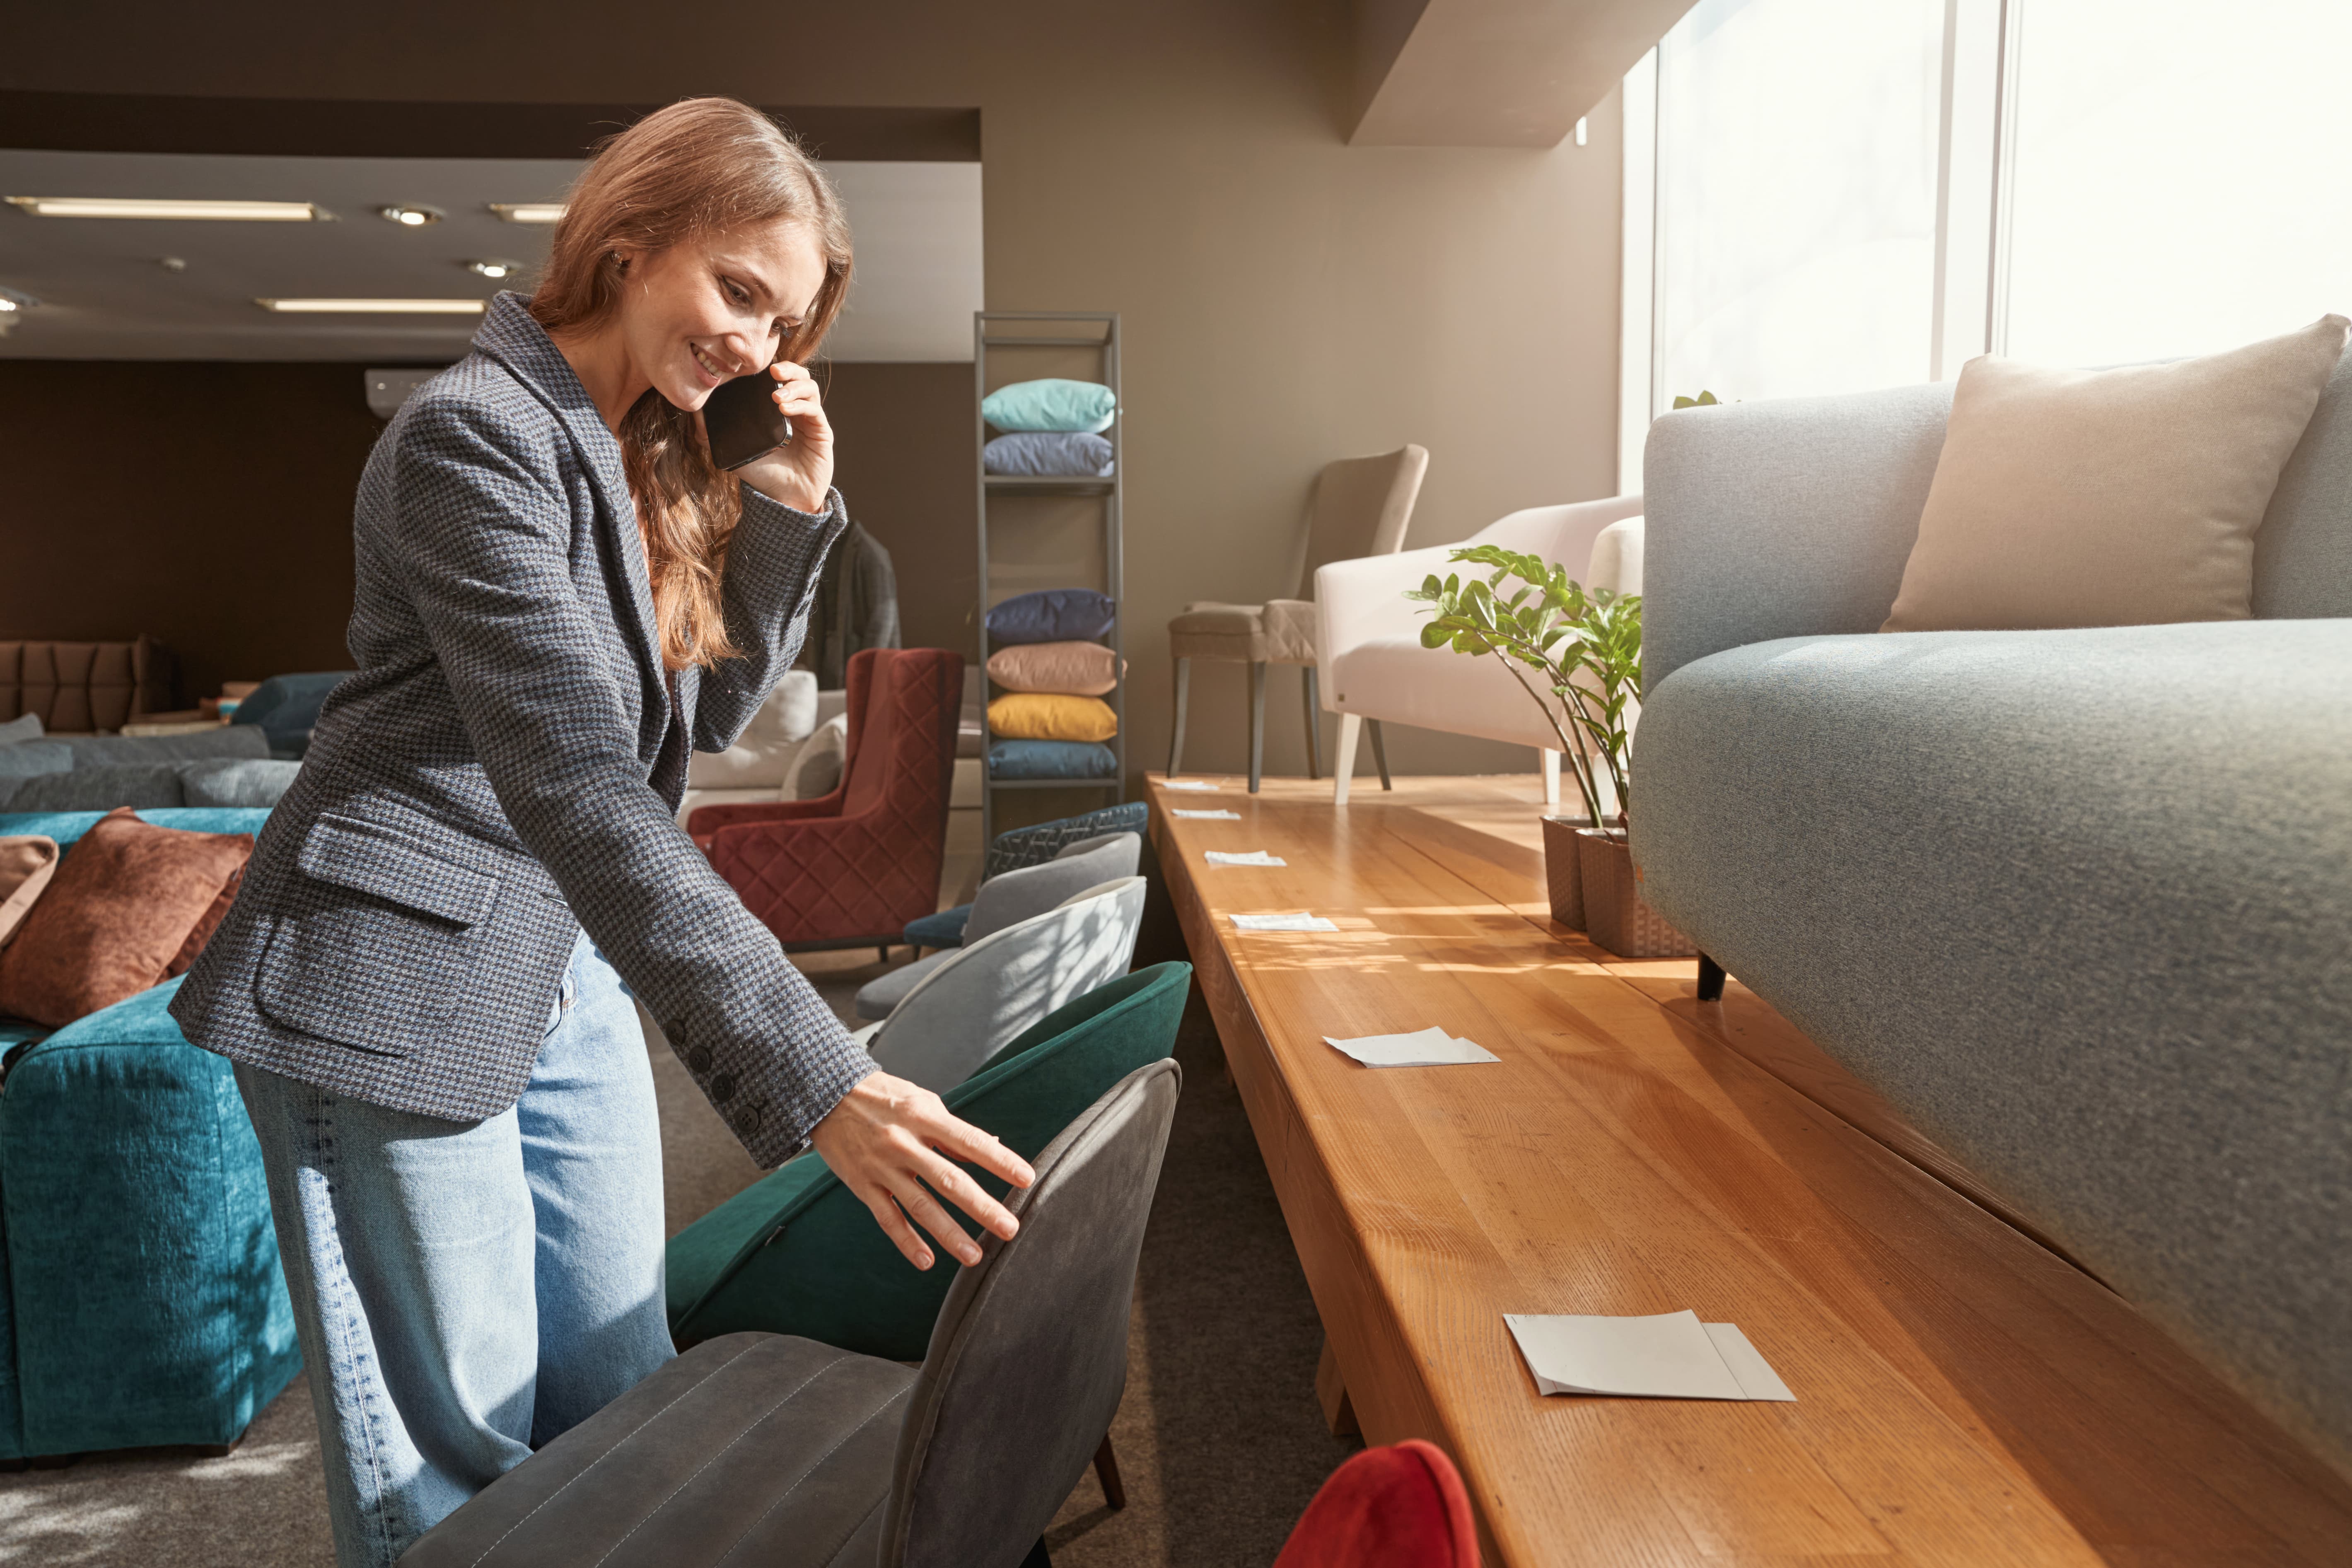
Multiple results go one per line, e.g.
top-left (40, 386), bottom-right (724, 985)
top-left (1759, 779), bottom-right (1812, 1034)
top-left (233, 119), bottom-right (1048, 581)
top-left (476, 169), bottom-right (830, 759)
top-left (1172, 808), bottom-right (1242, 820)
top-left (1232, 912), bottom-right (1338, 932)
top-left (1323, 1026), bottom-right (1501, 1067)
top-left (1204, 850), bottom-right (1286, 867)
top-left (1503, 1310), bottom-right (1794, 1402)
top-left (1164, 780), bottom-right (1219, 791)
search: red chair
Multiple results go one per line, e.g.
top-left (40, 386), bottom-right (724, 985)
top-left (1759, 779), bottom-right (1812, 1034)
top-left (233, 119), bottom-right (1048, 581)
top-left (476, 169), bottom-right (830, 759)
top-left (1273, 1440), bottom-right (1479, 1568)
top-left (691, 648), bottom-right (961, 952)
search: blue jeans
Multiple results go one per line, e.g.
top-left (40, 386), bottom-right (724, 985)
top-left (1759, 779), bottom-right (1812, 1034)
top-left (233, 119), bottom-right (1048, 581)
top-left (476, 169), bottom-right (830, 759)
top-left (237, 933), bottom-right (673, 1568)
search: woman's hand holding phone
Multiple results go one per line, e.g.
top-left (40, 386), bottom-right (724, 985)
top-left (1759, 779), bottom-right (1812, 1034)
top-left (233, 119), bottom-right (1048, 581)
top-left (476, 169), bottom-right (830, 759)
top-left (808, 1071), bottom-right (1036, 1270)
top-left (729, 361), bottom-right (834, 514)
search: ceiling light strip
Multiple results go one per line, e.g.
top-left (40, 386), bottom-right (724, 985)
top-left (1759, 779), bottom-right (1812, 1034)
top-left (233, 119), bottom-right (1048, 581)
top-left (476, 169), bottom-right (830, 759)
top-left (256, 298), bottom-right (487, 315)
top-left (8, 196), bottom-right (324, 222)
top-left (488, 203), bottom-right (565, 224)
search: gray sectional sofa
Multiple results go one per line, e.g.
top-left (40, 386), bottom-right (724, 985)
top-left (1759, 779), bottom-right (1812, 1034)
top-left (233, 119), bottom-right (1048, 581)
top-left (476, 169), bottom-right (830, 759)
top-left (1631, 350), bottom-right (2352, 1472)
top-left (0, 723), bottom-right (301, 810)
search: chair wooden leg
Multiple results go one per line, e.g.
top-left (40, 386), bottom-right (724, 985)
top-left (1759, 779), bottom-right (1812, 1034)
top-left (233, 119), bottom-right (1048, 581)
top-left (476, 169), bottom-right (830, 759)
top-left (1333, 714), bottom-right (1362, 806)
top-left (1541, 748), bottom-right (1561, 807)
top-left (1092, 1433), bottom-right (1128, 1510)
top-left (1167, 656), bottom-right (1191, 776)
top-left (1301, 666), bottom-right (1323, 781)
top-left (1367, 718), bottom-right (1392, 790)
top-left (1248, 661), bottom-right (1267, 794)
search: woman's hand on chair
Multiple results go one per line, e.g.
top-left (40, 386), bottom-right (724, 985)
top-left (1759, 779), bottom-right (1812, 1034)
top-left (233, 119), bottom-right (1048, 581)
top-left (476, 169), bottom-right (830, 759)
top-left (809, 1071), bottom-right (1035, 1270)
top-left (734, 360), bottom-right (835, 514)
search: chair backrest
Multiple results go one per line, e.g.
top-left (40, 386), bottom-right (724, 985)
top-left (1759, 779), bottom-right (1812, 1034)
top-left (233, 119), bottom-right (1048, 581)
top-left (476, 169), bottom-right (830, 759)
top-left (963, 833), bottom-right (1142, 945)
top-left (833, 648), bottom-right (962, 823)
top-left (1273, 1441), bottom-right (1480, 1568)
top-left (867, 876), bottom-right (1149, 1093)
top-left (1586, 515), bottom-right (1643, 598)
top-left (664, 963), bottom-right (1193, 1359)
top-left (982, 801), bottom-right (1149, 880)
top-left (1292, 444), bottom-right (1431, 598)
top-left (881, 1058), bottom-right (1182, 1568)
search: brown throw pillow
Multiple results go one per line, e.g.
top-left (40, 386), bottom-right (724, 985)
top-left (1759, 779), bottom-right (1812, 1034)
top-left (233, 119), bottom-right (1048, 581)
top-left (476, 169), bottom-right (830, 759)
top-left (1883, 315), bottom-right (2350, 631)
top-left (167, 865), bottom-right (243, 978)
top-left (0, 808), bottom-right (253, 1026)
top-left (0, 836), bottom-right (59, 948)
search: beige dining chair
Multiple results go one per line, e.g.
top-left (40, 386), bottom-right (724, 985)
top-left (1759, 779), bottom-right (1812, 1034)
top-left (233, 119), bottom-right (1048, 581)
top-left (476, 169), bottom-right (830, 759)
top-left (1166, 443), bottom-right (1428, 792)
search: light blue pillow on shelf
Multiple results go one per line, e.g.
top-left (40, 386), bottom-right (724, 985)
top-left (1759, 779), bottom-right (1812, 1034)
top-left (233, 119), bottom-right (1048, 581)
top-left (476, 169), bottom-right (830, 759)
top-left (987, 740), bottom-right (1119, 781)
top-left (0, 741), bottom-right (71, 783)
top-left (981, 378), bottom-right (1116, 434)
top-left (986, 588), bottom-right (1116, 646)
top-left (984, 431), bottom-right (1115, 478)
top-left (0, 713), bottom-right (44, 746)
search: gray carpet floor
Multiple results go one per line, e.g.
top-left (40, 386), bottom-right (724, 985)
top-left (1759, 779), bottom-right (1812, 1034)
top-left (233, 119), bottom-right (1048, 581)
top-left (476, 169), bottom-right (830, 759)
top-left (0, 945), bottom-right (1353, 1567)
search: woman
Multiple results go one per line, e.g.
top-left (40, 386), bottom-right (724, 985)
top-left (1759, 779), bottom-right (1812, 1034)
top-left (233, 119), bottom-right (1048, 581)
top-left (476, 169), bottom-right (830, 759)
top-left (171, 99), bottom-right (1030, 1568)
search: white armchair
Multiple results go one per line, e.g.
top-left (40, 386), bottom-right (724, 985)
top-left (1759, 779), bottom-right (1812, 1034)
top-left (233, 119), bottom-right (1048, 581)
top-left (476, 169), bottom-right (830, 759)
top-left (1315, 495), bottom-right (1645, 806)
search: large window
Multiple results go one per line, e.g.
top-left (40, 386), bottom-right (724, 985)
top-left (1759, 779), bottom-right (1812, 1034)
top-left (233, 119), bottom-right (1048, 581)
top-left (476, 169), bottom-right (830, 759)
top-left (1653, 0), bottom-right (1946, 406)
top-left (1623, 0), bottom-right (2352, 488)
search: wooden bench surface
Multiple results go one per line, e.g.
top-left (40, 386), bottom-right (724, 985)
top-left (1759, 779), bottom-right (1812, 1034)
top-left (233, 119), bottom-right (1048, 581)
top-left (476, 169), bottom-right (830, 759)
top-left (1148, 773), bottom-right (2352, 1567)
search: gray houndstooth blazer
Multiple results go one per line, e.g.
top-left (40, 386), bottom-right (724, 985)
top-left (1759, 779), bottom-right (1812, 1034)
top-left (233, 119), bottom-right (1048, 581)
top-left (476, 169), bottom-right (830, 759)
top-left (172, 292), bottom-right (876, 1166)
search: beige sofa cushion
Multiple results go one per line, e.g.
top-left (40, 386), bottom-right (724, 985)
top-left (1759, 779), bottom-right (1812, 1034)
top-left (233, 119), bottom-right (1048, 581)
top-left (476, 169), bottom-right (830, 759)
top-left (1883, 316), bottom-right (2350, 632)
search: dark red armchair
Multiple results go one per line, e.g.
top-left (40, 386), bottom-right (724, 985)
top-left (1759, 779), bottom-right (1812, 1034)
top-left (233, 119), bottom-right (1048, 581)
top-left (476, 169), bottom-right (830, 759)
top-left (691, 648), bottom-right (962, 952)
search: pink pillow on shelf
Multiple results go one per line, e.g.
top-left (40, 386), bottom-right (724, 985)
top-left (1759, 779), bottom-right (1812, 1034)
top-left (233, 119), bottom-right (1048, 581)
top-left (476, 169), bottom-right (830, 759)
top-left (986, 641), bottom-right (1125, 697)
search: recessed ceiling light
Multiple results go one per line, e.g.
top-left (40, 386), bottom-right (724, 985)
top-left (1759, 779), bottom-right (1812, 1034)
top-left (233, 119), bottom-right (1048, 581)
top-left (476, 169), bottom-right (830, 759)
top-left (378, 205), bottom-right (443, 228)
top-left (488, 203), bottom-right (565, 224)
top-left (256, 298), bottom-right (486, 315)
top-left (6, 195), bottom-right (325, 221)
top-left (466, 259), bottom-right (522, 280)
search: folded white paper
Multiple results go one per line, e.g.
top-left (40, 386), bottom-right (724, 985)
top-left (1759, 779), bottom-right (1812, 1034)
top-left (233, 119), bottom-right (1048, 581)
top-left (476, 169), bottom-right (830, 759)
top-left (1503, 1310), bottom-right (1794, 1402)
top-left (1173, 808), bottom-right (1242, 820)
top-left (1164, 780), bottom-right (1219, 791)
top-left (1323, 1026), bottom-right (1500, 1067)
top-left (1232, 912), bottom-right (1338, 932)
top-left (1204, 850), bottom-right (1286, 867)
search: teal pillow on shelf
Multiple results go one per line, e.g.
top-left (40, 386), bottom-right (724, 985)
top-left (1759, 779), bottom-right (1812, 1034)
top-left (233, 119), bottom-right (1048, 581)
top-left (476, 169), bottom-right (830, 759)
top-left (981, 378), bottom-right (1116, 434)
top-left (987, 739), bottom-right (1118, 780)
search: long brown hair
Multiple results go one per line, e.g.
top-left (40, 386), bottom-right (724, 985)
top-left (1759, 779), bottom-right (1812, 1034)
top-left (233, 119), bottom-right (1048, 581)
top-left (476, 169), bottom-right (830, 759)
top-left (530, 98), bottom-right (853, 670)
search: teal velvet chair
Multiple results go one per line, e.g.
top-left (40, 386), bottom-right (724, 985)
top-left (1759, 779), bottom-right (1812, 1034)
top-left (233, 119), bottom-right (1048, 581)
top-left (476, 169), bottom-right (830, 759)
top-left (0, 808), bottom-right (300, 1461)
top-left (667, 960), bottom-right (1190, 1359)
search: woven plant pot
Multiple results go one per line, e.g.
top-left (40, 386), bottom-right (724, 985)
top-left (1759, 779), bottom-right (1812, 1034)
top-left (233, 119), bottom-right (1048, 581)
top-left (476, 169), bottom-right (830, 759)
top-left (1575, 829), bottom-right (1696, 959)
top-left (1539, 816), bottom-right (1591, 929)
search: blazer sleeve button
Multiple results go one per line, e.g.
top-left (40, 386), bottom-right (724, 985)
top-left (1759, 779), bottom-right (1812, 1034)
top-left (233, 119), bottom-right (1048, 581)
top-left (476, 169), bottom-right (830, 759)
top-left (709, 1073), bottom-right (737, 1103)
top-left (683, 1046), bottom-right (713, 1073)
top-left (731, 1101), bottom-right (765, 1136)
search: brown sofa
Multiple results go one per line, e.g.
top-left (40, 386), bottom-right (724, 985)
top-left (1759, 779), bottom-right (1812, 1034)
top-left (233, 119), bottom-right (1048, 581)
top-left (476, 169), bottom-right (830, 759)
top-left (0, 637), bottom-right (178, 733)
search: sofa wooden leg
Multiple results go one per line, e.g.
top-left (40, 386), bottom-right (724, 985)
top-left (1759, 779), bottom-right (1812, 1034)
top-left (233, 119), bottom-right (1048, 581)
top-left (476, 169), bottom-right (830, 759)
top-left (1301, 666), bottom-right (1323, 781)
top-left (1542, 748), bottom-right (1561, 806)
top-left (1168, 657), bottom-right (1190, 776)
top-left (1367, 718), bottom-right (1392, 791)
top-left (1332, 715), bottom-right (1361, 806)
top-left (1092, 1433), bottom-right (1127, 1510)
top-left (1697, 953), bottom-right (1727, 1002)
top-left (1248, 661), bottom-right (1267, 794)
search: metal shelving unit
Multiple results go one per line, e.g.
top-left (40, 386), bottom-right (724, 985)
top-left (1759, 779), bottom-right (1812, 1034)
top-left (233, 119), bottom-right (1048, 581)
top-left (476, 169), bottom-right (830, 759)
top-left (974, 311), bottom-right (1125, 844)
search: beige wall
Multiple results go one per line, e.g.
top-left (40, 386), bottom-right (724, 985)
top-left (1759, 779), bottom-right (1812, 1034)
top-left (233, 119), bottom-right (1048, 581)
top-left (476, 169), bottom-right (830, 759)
top-left (10, 0), bottom-right (1624, 781)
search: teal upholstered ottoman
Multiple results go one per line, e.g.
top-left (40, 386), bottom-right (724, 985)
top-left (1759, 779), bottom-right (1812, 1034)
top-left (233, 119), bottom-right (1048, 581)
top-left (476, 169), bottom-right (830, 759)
top-left (0, 808), bottom-right (299, 1460)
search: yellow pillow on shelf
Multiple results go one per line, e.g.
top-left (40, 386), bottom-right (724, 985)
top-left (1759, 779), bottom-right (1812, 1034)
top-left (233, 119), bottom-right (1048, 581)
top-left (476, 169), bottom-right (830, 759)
top-left (988, 692), bottom-right (1119, 743)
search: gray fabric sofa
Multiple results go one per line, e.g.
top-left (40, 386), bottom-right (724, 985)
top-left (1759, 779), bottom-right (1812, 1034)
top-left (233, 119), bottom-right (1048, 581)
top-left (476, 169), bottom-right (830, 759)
top-left (1631, 349), bottom-right (2352, 1474)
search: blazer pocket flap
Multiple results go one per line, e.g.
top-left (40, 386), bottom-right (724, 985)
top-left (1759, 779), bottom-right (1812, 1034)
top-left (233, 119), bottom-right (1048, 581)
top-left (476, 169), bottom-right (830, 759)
top-left (298, 816), bottom-right (500, 926)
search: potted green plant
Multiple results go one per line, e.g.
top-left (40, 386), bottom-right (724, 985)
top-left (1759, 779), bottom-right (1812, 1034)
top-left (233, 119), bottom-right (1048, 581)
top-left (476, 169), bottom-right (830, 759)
top-left (1404, 545), bottom-right (1695, 958)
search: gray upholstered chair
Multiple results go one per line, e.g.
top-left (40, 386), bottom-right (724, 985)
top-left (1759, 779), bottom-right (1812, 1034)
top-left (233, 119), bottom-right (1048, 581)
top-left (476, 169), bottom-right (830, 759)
top-left (860, 876), bottom-right (1149, 1093)
top-left (1166, 444), bottom-right (1427, 791)
top-left (857, 832), bottom-right (1140, 1019)
top-left (397, 1058), bottom-right (1182, 1568)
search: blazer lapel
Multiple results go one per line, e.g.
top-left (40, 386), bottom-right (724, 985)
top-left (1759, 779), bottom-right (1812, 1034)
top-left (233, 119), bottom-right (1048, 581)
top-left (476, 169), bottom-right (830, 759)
top-left (471, 293), bottom-right (670, 745)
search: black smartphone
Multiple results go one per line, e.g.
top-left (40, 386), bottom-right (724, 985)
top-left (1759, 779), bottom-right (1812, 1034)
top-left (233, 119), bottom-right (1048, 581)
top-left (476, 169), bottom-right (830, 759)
top-left (703, 371), bottom-right (794, 470)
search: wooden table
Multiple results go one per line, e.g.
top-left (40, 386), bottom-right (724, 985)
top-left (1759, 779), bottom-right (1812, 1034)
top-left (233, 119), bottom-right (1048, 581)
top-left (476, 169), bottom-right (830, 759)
top-left (1149, 773), bottom-right (2352, 1566)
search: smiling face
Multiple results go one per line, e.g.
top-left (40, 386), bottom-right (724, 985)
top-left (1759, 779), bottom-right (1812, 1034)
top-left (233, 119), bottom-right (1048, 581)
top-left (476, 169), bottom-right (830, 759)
top-left (613, 218), bottom-right (828, 411)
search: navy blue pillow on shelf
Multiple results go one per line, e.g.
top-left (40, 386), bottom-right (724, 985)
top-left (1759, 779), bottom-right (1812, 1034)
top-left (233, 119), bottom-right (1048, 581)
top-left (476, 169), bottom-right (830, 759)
top-left (985, 589), bottom-right (1116, 646)
top-left (984, 432), bottom-right (1115, 478)
top-left (987, 739), bottom-right (1119, 780)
